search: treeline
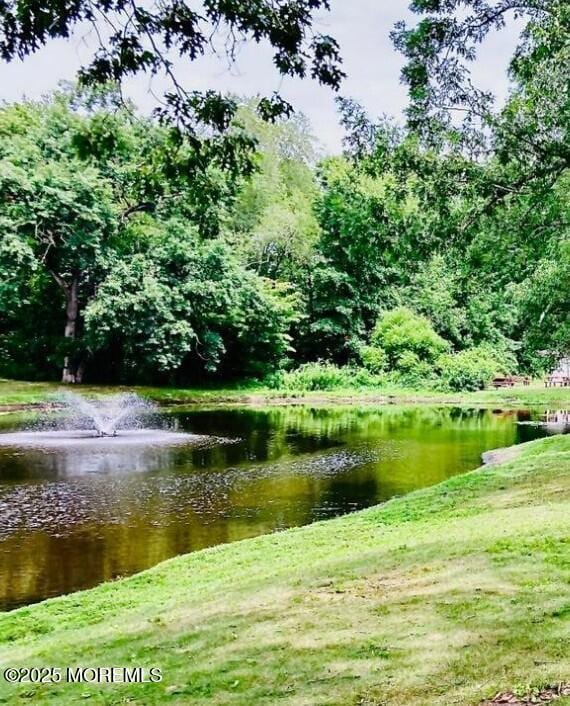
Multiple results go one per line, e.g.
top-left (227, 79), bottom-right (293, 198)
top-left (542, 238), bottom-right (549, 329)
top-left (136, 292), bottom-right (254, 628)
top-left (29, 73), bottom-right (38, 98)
top-left (0, 76), bottom-right (567, 387)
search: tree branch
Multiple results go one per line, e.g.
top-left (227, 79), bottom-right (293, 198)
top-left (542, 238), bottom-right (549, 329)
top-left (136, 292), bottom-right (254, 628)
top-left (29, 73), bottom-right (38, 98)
top-left (47, 269), bottom-right (70, 296)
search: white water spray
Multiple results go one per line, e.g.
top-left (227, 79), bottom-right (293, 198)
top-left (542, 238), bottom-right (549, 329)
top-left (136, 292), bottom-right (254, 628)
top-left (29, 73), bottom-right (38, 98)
top-left (56, 392), bottom-right (154, 437)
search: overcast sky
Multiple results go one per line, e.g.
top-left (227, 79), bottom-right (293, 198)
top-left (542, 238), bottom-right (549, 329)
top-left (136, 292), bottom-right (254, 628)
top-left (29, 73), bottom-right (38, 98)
top-left (0, 0), bottom-right (522, 153)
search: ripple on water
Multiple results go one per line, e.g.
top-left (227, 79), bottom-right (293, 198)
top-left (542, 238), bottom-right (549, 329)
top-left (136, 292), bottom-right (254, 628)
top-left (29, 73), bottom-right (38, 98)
top-left (0, 444), bottom-right (391, 540)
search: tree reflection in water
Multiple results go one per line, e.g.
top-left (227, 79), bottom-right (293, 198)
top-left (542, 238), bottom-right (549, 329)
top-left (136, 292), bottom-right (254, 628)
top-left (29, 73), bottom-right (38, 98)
top-left (0, 405), bottom-right (551, 609)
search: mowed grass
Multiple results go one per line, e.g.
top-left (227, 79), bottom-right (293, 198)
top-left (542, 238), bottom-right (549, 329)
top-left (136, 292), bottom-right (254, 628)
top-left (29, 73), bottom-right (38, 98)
top-left (0, 436), bottom-right (569, 705)
top-left (1, 377), bottom-right (569, 408)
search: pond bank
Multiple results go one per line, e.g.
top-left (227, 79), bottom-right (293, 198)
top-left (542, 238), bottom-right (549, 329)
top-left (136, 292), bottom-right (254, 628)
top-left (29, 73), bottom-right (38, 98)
top-left (0, 434), bottom-right (569, 705)
top-left (1, 378), bottom-right (569, 411)
top-left (481, 444), bottom-right (526, 466)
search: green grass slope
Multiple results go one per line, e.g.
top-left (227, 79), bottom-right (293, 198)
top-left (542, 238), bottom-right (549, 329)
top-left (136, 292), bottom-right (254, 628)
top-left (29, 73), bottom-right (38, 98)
top-left (0, 436), bottom-right (569, 705)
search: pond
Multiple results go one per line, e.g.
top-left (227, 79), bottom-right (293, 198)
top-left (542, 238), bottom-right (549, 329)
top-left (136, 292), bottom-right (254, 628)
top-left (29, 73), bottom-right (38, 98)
top-left (0, 405), bottom-right (550, 610)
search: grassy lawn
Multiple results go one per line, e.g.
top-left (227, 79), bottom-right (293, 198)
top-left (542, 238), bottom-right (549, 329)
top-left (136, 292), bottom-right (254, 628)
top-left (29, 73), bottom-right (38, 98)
top-left (0, 435), bottom-right (568, 705)
top-left (1, 377), bottom-right (569, 409)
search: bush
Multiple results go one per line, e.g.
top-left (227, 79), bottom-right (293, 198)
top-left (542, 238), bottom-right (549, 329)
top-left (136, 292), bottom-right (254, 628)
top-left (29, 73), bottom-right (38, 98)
top-left (371, 307), bottom-right (449, 367)
top-left (360, 345), bottom-right (388, 373)
top-left (395, 350), bottom-right (422, 373)
top-left (267, 362), bottom-right (350, 391)
top-left (437, 346), bottom-right (507, 391)
top-left (351, 367), bottom-right (386, 387)
top-left (389, 351), bottom-right (436, 388)
top-left (479, 342), bottom-right (518, 376)
top-left (266, 362), bottom-right (384, 391)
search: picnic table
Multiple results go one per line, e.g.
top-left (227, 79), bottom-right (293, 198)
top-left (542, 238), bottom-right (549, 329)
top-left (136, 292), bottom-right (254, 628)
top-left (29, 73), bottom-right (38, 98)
top-left (491, 376), bottom-right (515, 388)
top-left (490, 376), bottom-right (531, 388)
top-left (545, 374), bottom-right (570, 387)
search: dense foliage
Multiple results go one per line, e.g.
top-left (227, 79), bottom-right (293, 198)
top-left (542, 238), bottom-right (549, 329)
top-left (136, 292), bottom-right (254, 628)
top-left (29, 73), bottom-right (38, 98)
top-left (0, 92), bottom-right (299, 383)
top-left (0, 2), bottom-right (567, 389)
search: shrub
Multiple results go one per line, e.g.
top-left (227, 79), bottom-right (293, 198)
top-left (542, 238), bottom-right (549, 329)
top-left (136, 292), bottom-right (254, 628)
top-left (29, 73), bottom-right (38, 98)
top-left (478, 342), bottom-right (518, 376)
top-left (269, 362), bottom-right (352, 391)
top-left (351, 367), bottom-right (386, 387)
top-left (266, 362), bottom-right (384, 391)
top-left (437, 346), bottom-right (508, 391)
top-left (371, 307), bottom-right (449, 367)
top-left (390, 351), bottom-right (436, 388)
top-left (395, 350), bottom-right (422, 373)
top-left (360, 345), bottom-right (388, 373)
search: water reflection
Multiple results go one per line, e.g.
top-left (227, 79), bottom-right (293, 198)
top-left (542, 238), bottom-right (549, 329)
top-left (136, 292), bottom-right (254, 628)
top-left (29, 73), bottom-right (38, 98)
top-left (0, 431), bottom-right (230, 478)
top-left (0, 405), bottom-right (550, 609)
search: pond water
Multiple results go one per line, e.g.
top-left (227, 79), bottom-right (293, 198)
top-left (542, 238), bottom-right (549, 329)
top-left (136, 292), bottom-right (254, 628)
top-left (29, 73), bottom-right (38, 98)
top-left (0, 405), bottom-right (549, 609)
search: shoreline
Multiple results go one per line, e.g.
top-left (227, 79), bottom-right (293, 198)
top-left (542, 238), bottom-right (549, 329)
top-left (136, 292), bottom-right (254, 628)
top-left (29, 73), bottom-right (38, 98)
top-left (1, 380), bottom-right (569, 413)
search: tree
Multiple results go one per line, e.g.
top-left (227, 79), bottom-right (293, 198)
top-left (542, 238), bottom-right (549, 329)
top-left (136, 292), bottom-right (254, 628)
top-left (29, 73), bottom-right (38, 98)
top-left (311, 91), bottom-right (568, 370)
top-left (518, 238), bottom-right (570, 369)
top-left (370, 307), bottom-right (449, 369)
top-left (392, 2), bottom-right (562, 137)
top-left (84, 222), bottom-right (300, 381)
top-left (0, 101), bottom-right (116, 382)
top-left (391, 0), bottom-right (569, 198)
top-left (0, 90), bottom-right (303, 383)
top-left (0, 0), bottom-right (343, 158)
top-left (301, 119), bottom-right (481, 363)
top-left (405, 255), bottom-right (467, 348)
top-left (1, 1), bottom-right (567, 386)
top-left (225, 102), bottom-right (320, 282)
top-left (0, 90), bottom-right (250, 381)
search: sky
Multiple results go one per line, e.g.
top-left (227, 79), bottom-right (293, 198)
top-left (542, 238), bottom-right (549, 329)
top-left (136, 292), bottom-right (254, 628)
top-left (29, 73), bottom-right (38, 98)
top-left (0, 0), bottom-right (523, 153)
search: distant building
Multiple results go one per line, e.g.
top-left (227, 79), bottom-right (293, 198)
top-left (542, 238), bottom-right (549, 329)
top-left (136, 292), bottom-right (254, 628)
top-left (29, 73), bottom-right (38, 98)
top-left (547, 357), bottom-right (570, 386)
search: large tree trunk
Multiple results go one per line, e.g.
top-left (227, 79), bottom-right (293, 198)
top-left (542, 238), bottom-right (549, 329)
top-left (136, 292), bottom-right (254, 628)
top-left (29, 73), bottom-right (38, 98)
top-left (61, 274), bottom-right (80, 383)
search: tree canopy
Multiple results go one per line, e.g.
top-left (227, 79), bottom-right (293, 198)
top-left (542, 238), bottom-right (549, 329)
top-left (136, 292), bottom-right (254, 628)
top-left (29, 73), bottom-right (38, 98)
top-left (0, 0), bottom-right (343, 135)
top-left (0, 2), bottom-right (567, 388)
top-left (0, 91), bottom-right (300, 382)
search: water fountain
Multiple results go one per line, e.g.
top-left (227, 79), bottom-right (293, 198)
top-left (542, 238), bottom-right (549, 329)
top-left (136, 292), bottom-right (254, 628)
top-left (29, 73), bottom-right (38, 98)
top-left (0, 391), bottom-right (221, 452)
top-left (55, 392), bottom-right (154, 437)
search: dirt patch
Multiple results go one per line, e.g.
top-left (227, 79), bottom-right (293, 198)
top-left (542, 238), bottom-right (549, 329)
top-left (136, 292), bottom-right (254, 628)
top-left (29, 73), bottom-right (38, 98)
top-left (481, 684), bottom-right (570, 704)
top-left (481, 445), bottom-right (524, 466)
